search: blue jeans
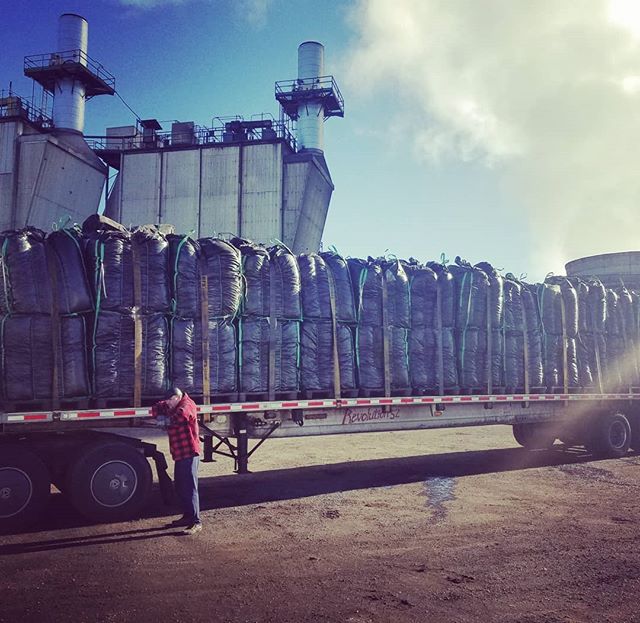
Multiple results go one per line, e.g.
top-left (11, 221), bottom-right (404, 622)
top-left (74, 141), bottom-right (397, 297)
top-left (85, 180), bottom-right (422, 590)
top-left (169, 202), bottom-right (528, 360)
top-left (174, 456), bottom-right (201, 525)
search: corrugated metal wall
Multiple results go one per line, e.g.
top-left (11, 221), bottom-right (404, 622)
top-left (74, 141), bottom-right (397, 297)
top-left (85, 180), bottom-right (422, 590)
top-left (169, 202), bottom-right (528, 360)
top-left (106, 140), bottom-right (332, 250)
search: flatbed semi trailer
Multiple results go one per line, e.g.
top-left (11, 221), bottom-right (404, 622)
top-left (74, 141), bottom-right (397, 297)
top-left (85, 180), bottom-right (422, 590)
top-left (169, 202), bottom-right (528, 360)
top-left (1, 391), bottom-right (639, 530)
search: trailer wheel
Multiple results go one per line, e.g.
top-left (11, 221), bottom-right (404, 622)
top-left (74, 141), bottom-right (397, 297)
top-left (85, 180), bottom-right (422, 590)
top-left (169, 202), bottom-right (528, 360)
top-left (628, 415), bottom-right (640, 452)
top-left (0, 446), bottom-right (51, 530)
top-left (66, 441), bottom-right (152, 523)
top-left (513, 423), bottom-right (556, 450)
top-left (584, 413), bottom-right (631, 458)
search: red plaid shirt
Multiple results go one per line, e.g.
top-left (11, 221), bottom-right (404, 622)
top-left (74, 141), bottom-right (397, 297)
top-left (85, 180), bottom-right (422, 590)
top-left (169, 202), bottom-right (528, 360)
top-left (152, 393), bottom-right (200, 461)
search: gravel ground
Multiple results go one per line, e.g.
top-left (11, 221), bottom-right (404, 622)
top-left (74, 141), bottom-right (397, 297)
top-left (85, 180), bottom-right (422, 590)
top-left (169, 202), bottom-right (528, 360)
top-left (1, 425), bottom-right (640, 623)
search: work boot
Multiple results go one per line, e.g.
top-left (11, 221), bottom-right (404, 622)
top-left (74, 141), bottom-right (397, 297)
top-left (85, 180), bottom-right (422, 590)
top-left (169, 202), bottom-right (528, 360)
top-left (183, 523), bottom-right (202, 535)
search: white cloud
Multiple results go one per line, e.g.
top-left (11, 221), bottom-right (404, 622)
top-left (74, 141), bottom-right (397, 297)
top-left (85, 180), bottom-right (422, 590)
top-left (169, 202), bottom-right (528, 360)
top-left (345, 0), bottom-right (640, 274)
top-left (114, 0), bottom-right (273, 28)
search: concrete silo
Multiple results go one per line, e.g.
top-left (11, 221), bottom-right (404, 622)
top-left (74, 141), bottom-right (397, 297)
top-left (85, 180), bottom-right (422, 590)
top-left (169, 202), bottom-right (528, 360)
top-left (566, 252), bottom-right (640, 290)
top-left (0, 14), bottom-right (113, 231)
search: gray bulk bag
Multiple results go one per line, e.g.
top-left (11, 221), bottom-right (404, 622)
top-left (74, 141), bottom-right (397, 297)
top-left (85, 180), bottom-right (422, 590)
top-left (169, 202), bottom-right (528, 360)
top-left (300, 320), bottom-right (356, 392)
top-left (170, 316), bottom-right (237, 396)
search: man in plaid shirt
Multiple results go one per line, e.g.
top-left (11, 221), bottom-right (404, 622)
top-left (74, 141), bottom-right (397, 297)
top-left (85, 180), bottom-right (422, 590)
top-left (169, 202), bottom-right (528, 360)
top-left (152, 387), bottom-right (202, 534)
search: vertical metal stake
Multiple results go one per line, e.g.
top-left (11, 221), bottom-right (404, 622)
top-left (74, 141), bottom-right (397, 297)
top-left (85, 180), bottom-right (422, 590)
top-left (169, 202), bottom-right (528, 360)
top-left (234, 413), bottom-right (249, 474)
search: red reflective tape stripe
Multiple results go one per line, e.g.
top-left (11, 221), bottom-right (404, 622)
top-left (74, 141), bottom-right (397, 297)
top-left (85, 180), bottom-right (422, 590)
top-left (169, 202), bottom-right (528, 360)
top-left (529, 395), bottom-right (540, 400)
top-left (560, 395), bottom-right (570, 400)
top-left (212, 405), bottom-right (231, 412)
top-left (114, 410), bottom-right (137, 416)
top-left (421, 397), bottom-right (435, 403)
top-left (356, 399), bottom-right (371, 405)
top-left (241, 403), bottom-right (260, 410)
top-left (460, 396), bottom-right (473, 402)
top-left (441, 397), bottom-right (454, 402)
top-left (479, 396), bottom-right (490, 401)
top-left (282, 402), bottom-right (300, 408)
top-left (513, 396), bottom-right (524, 400)
top-left (400, 398), bottom-right (414, 403)
top-left (24, 414), bottom-right (47, 421)
top-left (308, 401), bottom-right (326, 407)
top-left (78, 411), bottom-right (101, 419)
top-left (496, 396), bottom-right (508, 401)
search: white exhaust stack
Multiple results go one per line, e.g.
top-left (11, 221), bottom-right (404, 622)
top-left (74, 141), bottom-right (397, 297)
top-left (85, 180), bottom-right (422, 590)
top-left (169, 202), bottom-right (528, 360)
top-left (297, 41), bottom-right (325, 152)
top-left (53, 13), bottom-right (88, 132)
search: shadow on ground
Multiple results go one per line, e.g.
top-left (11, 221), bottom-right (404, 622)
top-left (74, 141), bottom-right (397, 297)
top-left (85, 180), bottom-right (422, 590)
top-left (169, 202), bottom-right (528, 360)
top-left (4, 444), bottom-right (638, 549)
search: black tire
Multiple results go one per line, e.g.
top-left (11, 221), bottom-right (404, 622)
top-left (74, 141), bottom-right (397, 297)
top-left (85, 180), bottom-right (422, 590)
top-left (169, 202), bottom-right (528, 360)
top-left (513, 423), bottom-right (556, 450)
top-left (628, 415), bottom-right (640, 452)
top-left (585, 413), bottom-right (631, 458)
top-left (66, 441), bottom-right (152, 523)
top-left (0, 446), bottom-right (51, 531)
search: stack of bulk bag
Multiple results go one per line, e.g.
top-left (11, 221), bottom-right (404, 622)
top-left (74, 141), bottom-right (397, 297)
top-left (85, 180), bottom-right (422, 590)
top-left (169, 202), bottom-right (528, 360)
top-left (449, 257), bottom-right (491, 390)
top-left (297, 252), bottom-right (356, 395)
top-left (235, 240), bottom-right (301, 396)
top-left (502, 275), bottom-right (544, 391)
top-left (615, 286), bottom-right (640, 389)
top-left (425, 261), bottom-right (458, 391)
top-left (84, 224), bottom-right (169, 402)
top-left (348, 257), bottom-right (410, 395)
top-left (475, 262), bottom-right (505, 391)
top-left (169, 236), bottom-right (240, 400)
top-left (538, 277), bottom-right (579, 390)
top-left (405, 261), bottom-right (438, 393)
top-left (0, 227), bottom-right (91, 405)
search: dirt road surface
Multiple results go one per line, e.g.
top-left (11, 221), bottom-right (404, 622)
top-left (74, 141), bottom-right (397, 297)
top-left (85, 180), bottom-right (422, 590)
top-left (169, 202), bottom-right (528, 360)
top-left (2, 425), bottom-right (640, 623)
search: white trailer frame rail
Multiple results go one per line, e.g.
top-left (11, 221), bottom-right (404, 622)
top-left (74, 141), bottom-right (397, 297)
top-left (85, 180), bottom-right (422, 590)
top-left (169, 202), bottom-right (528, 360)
top-left (2, 391), bottom-right (639, 474)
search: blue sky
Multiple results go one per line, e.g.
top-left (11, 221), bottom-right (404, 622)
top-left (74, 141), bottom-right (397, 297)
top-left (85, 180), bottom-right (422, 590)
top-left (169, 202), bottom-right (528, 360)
top-left (2, 0), bottom-right (639, 280)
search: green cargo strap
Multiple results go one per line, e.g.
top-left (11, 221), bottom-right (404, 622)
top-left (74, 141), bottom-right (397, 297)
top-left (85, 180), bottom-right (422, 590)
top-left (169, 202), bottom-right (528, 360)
top-left (91, 241), bottom-right (106, 395)
top-left (172, 235), bottom-right (190, 315)
top-left (1, 238), bottom-right (11, 314)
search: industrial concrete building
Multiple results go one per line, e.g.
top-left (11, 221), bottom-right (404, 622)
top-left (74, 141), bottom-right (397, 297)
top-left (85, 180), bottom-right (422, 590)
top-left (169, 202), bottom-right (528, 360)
top-left (0, 15), bottom-right (343, 254)
top-left (566, 252), bottom-right (640, 290)
top-left (99, 41), bottom-right (343, 252)
top-left (0, 14), bottom-right (113, 232)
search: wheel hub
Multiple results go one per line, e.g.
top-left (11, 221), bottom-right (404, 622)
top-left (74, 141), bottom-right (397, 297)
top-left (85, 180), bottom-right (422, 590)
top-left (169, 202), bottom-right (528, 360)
top-left (0, 467), bottom-right (33, 518)
top-left (90, 461), bottom-right (138, 508)
top-left (610, 421), bottom-right (627, 449)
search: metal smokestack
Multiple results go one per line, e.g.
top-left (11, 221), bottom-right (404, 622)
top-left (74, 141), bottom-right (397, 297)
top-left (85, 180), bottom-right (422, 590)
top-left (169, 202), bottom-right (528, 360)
top-left (297, 41), bottom-right (325, 152)
top-left (53, 13), bottom-right (88, 132)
